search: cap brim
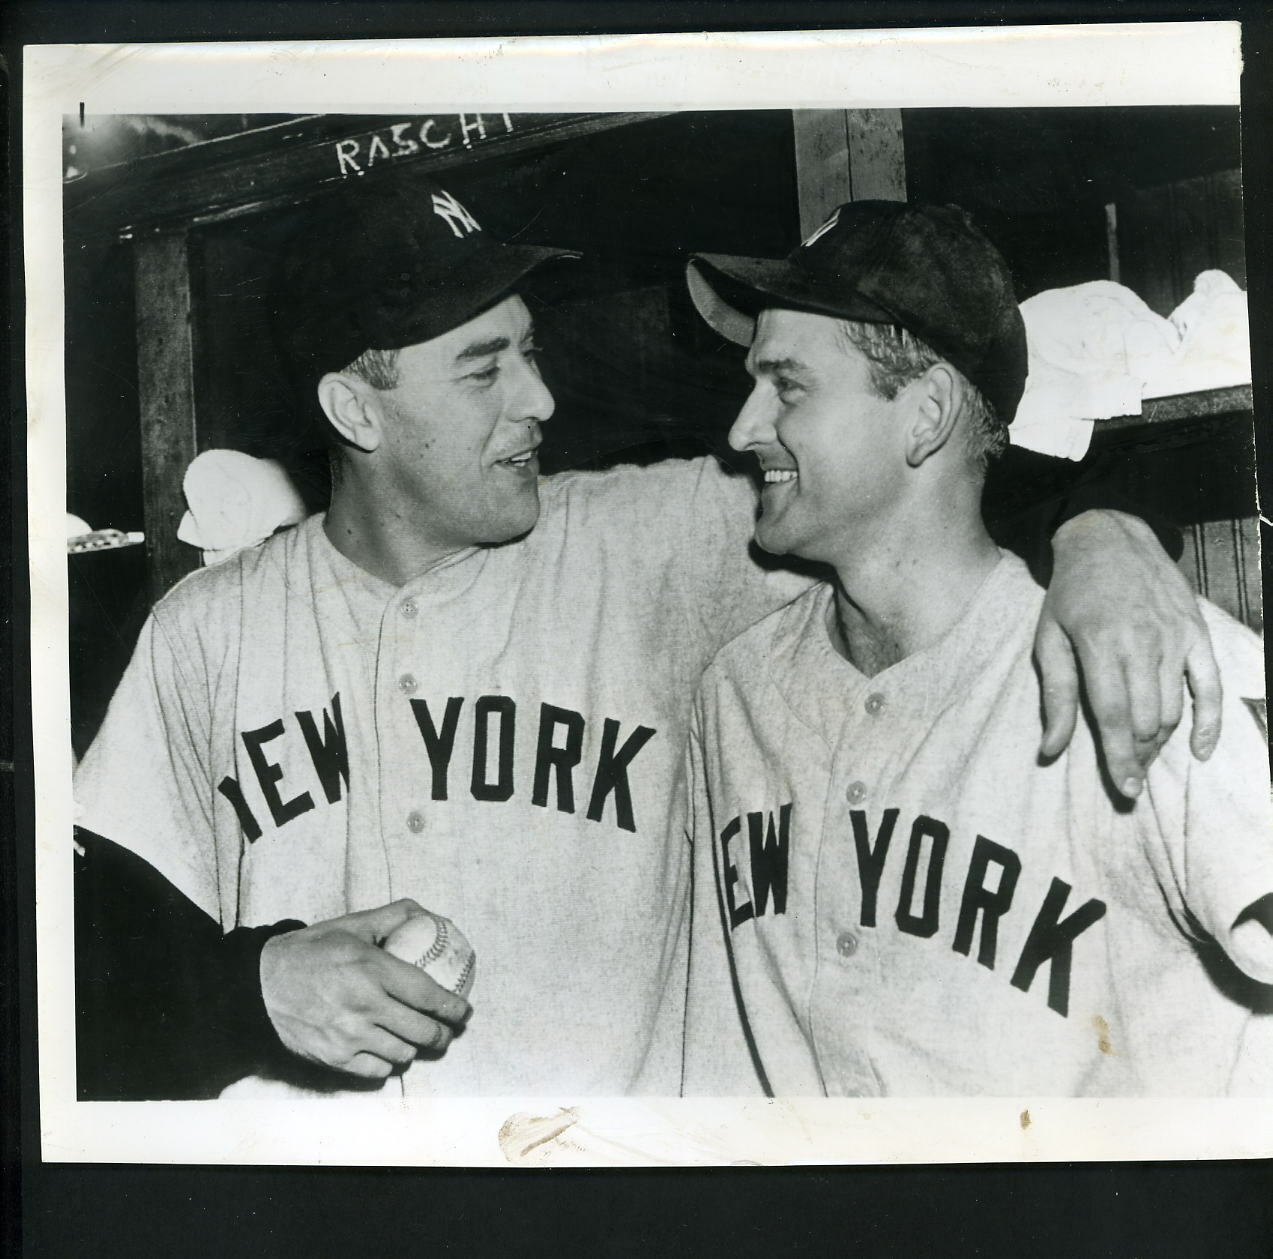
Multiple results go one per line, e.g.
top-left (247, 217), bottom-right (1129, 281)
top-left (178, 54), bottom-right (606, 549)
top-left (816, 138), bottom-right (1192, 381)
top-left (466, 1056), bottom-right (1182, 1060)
top-left (687, 253), bottom-right (897, 346)
top-left (372, 242), bottom-right (580, 350)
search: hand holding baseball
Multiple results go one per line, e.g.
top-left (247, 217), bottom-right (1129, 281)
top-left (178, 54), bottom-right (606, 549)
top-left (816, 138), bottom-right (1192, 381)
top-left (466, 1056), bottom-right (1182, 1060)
top-left (382, 909), bottom-right (477, 1000)
top-left (259, 898), bottom-right (471, 1081)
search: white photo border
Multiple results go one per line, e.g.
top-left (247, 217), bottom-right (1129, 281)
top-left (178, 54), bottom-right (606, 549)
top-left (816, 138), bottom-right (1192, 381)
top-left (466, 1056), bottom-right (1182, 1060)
top-left (28, 23), bottom-right (1270, 1167)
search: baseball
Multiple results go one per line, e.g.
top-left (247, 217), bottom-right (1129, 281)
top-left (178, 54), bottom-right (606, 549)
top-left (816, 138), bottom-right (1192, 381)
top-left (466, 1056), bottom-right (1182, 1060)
top-left (383, 910), bottom-right (477, 1000)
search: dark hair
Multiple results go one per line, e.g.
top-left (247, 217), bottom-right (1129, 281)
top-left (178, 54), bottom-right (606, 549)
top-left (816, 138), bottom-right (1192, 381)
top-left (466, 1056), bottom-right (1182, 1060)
top-left (837, 320), bottom-right (1007, 469)
top-left (342, 346), bottom-right (401, 391)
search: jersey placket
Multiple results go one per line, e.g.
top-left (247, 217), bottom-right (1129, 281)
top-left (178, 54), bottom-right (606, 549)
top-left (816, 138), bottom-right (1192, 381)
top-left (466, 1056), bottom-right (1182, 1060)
top-left (811, 639), bottom-right (965, 1095)
top-left (809, 672), bottom-right (894, 1096)
top-left (374, 575), bottom-right (448, 902)
top-left (373, 550), bottom-right (487, 912)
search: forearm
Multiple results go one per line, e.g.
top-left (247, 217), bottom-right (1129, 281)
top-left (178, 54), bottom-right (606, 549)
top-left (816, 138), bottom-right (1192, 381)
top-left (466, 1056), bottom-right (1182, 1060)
top-left (74, 828), bottom-right (304, 1100)
top-left (984, 444), bottom-right (1182, 582)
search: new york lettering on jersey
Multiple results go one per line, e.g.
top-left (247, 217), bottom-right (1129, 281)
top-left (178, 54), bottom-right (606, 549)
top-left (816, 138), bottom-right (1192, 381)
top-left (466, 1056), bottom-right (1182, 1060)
top-left (218, 689), bottom-right (659, 842)
top-left (716, 800), bottom-right (1107, 1018)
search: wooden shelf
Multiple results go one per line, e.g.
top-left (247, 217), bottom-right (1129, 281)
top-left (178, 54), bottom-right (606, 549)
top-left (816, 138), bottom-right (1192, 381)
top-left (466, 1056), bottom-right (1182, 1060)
top-left (1094, 384), bottom-right (1252, 432)
top-left (64, 111), bottom-right (672, 242)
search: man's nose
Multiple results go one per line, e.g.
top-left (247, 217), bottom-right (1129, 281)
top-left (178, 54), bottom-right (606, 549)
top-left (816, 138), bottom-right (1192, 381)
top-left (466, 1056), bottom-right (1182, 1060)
top-left (728, 385), bottom-right (775, 452)
top-left (511, 354), bottom-right (555, 425)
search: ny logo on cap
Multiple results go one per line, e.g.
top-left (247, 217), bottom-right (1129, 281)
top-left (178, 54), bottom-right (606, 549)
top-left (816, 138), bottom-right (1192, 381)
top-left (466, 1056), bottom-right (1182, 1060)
top-left (802, 208), bottom-right (841, 248)
top-left (432, 189), bottom-right (481, 239)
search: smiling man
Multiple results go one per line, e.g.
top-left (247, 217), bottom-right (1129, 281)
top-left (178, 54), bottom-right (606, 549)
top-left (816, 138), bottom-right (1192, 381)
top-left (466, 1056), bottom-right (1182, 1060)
top-left (317, 295), bottom-right (551, 580)
top-left (75, 179), bottom-right (1225, 1099)
top-left (681, 201), bottom-right (1272, 1096)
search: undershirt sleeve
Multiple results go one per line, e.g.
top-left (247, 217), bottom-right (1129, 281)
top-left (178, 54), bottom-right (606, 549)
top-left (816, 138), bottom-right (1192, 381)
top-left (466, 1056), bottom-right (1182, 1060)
top-left (74, 829), bottom-right (304, 1100)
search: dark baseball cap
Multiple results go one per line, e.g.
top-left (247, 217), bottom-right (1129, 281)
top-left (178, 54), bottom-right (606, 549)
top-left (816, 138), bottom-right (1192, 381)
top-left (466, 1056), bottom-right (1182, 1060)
top-left (686, 200), bottom-right (1027, 426)
top-left (274, 175), bottom-right (578, 380)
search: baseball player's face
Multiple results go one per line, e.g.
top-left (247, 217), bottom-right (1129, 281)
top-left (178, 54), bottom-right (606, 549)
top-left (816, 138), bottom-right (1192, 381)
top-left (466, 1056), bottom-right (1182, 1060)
top-left (728, 307), bottom-right (909, 563)
top-left (373, 295), bottom-right (555, 549)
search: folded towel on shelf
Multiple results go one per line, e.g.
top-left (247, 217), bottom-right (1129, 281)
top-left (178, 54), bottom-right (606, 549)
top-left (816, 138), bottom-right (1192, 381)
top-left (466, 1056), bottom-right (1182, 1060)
top-left (1014, 281), bottom-right (1180, 460)
top-left (1142, 269), bottom-right (1251, 398)
top-left (1013, 362), bottom-right (1143, 461)
top-left (176, 449), bottom-right (308, 566)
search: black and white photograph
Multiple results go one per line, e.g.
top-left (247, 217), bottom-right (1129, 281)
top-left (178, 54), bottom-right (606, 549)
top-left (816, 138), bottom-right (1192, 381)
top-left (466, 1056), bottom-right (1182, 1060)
top-left (25, 25), bottom-right (1272, 1167)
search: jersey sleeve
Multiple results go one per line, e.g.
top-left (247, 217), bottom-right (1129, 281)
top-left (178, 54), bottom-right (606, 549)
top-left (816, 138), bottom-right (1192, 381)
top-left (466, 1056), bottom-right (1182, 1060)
top-left (985, 444), bottom-right (1183, 583)
top-left (1146, 603), bottom-right (1273, 985)
top-left (663, 456), bottom-right (812, 648)
top-left (682, 700), bottom-right (769, 1096)
top-left (555, 455), bottom-right (812, 665)
top-left (74, 597), bottom-right (222, 918)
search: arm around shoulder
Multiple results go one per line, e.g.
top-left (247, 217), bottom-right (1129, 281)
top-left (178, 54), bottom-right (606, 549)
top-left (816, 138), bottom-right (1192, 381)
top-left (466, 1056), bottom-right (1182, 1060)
top-left (1035, 509), bottom-right (1222, 798)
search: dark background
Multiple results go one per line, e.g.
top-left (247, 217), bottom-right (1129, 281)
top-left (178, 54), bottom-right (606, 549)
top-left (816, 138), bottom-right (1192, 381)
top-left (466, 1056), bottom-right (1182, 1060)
top-left (61, 104), bottom-right (1253, 758)
top-left (9, 2), bottom-right (1273, 1257)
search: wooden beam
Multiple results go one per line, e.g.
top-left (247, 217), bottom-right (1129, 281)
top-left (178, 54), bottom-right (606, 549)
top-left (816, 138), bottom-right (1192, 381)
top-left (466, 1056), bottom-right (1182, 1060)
top-left (66, 112), bottom-right (673, 243)
top-left (793, 112), bottom-right (852, 238)
top-left (133, 231), bottom-right (201, 604)
top-left (792, 109), bottom-right (907, 238)
top-left (1182, 518), bottom-right (1263, 632)
top-left (846, 110), bottom-right (907, 202)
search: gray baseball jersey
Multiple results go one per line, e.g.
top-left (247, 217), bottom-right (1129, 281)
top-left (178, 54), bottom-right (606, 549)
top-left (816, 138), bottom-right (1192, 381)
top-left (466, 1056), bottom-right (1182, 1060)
top-left (75, 457), bottom-right (807, 1097)
top-left (684, 553), bottom-right (1273, 1096)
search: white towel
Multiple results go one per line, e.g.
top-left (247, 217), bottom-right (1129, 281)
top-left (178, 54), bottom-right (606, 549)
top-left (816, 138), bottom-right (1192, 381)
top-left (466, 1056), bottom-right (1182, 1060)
top-left (1015, 281), bottom-right (1180, 460)
top-left (177, 449), bottom-right (308, 566)
top-left (1142, 270), bottom-right (1251, 398)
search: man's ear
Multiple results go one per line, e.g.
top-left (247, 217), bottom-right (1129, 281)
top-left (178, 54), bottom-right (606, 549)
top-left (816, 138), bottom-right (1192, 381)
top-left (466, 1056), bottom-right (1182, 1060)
top-left (905, 363), bottom-right (963, 468)
top-left (317, 372), bottom-right (383, 453)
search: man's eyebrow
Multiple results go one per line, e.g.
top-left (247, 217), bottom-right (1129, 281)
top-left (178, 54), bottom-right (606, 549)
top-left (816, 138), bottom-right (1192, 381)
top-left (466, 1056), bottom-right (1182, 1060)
top-left (454, 335), bottom-right (511, 364)
top-left (749, 355), bottom-right (808, 377)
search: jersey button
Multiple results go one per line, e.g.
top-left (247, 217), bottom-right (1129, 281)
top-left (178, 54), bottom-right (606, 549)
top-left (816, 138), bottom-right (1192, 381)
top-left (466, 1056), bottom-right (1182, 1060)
top-left (864, 692), bottom-right (886, 716)
top-left (398, 673), bottom-right (418, 694)
top-left (406, 810), bottom-right (425, 834)
top-left (836, 931), bottom-right (859, 958)
top-left (401, 598), bottom-right (418, 619)
top-left (846, 780), bottom-right (867, 805)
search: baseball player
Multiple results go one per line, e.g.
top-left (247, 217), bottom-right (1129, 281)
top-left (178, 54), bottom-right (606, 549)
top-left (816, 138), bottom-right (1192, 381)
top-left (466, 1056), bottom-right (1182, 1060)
top-left (681, 201), bottom-right (1272, 1096)
top-left (75, 177), bottom-right (1224, 1099)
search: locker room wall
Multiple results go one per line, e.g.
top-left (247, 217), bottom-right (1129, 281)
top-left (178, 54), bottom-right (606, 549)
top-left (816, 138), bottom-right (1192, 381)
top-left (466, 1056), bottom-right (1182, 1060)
top-left (64, 106), bottom-right (1256, 756)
